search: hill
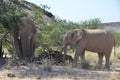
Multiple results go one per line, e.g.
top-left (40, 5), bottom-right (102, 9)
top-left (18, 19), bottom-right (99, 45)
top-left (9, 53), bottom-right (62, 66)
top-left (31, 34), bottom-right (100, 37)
top-left (102, 22), bottom-right (120, 32)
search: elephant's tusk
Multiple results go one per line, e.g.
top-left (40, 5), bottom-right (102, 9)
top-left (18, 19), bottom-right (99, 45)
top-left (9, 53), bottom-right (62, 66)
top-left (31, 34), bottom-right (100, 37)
top-left (18, 36), bottom-right (20, 39)
top-left (28, 36), bottom-right (31, 39)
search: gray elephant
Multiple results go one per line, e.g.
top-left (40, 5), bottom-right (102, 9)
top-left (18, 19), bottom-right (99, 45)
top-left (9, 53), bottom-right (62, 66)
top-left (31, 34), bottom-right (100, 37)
top-left (62, 29), bottom-right (115, 69)
top-left (18, 17), bottom-right (36, 58)
top-left (10, 17), bottom-right (37, 58)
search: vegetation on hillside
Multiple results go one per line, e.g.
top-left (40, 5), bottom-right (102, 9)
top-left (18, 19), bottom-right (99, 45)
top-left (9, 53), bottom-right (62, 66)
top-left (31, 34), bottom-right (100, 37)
top-left (0, 0), bottom-right (119, 56)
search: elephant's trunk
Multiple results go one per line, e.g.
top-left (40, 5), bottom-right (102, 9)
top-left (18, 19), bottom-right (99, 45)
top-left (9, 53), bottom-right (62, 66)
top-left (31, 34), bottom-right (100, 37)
top-left (61, 45), bottom-right (67, 62)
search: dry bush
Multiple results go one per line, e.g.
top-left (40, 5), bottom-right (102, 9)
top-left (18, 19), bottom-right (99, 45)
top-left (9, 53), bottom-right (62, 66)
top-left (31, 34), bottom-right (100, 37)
top-left (41, 58), bottom-right (54, 72)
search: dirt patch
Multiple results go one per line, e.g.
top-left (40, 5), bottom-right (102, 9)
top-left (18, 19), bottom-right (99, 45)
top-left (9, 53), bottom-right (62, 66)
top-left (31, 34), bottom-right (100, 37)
top-left (0, 59), bottom-right (120, 80)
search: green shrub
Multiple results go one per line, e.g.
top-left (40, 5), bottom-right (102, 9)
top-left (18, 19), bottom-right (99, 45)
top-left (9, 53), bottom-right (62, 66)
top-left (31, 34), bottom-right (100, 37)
top-left (112, 32), bottom-right (120, 46)
top-left (37, 18), bottom-right (102, 52)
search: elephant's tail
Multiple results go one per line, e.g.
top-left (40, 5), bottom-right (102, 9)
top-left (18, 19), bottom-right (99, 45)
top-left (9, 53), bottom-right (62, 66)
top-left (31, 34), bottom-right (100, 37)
top-left (113, 39), bottom-right (116, 57)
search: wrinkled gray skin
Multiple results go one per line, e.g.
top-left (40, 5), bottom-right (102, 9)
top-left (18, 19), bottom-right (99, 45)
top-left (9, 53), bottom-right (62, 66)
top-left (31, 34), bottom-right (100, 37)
top-left (62, 29), bottom-right (115, 69)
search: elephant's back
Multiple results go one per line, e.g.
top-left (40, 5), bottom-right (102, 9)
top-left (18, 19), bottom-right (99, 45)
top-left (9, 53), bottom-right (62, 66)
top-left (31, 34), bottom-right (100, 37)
top-left (85, 29), bottom-right (107, 34)
top-left (85, 29), bottom-right (114, 39)
top-left (84, 29), bottom-right (115, 49)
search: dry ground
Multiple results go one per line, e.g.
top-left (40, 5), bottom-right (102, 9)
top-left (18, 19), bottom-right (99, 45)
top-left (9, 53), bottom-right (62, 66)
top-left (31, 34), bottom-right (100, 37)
top-left (0, 59), bottom-right (120, 80)
top-left (0, 47), bottom-right (120, 80)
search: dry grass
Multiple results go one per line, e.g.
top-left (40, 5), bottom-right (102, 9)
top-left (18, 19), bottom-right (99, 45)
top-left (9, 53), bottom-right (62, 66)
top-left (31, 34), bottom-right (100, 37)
top-left (0, 49), bottom-right (119, 80)
top-left (41, 58), bottom-right (55, 72)
top-left (110, 72), bottom-right (119, 80)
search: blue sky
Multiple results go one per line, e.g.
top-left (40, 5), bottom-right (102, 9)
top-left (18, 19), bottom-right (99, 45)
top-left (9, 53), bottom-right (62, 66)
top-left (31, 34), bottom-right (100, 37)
top-left (26, 0), bottom-right (120, 23)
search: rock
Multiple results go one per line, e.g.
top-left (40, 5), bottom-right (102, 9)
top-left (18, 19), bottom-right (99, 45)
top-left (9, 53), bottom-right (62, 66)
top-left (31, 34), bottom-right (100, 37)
top-left (37, 77), bottom-right (41, 79)
top-left (7, 73), bottom-right (16, 78)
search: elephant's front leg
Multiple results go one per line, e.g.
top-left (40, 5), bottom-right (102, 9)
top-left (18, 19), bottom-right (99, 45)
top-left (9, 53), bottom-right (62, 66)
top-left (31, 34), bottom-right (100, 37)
top-left (80, 49), bottom-right (85, 62)
top-left (72, 47), bottom-right (84, 68)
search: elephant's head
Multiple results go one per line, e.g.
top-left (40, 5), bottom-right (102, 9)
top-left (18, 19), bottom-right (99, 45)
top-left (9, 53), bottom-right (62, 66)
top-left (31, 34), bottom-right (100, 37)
top-left (62, 29), bottom-right (85, 61)
top-left (63, 29), bottom-right (85, 47)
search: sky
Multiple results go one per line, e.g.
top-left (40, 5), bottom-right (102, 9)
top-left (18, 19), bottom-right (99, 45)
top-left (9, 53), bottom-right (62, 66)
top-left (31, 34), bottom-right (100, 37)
top-left (26, 0), bottom-right (120, 23)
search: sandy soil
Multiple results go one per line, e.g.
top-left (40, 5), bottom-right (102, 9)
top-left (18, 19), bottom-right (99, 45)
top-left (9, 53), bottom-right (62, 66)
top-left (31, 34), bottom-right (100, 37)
top-left (0, 59), bottom-right (120, 80)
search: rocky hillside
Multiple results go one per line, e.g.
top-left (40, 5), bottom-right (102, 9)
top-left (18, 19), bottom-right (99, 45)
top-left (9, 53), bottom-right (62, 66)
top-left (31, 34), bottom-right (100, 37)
top-left (102, 22), bottom-right (120, 32)
top-left (2, 0), bottom-right (55, 25)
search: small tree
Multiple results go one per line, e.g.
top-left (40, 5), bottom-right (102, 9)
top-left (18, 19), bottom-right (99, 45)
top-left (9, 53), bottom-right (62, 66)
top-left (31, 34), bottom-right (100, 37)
top-left (80, 18), bottom-right (101, 29)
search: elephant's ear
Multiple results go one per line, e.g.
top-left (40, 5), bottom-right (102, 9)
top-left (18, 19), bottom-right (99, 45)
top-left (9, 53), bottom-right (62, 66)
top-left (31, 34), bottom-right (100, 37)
top-left (71, 29), bottom-right (85, 46)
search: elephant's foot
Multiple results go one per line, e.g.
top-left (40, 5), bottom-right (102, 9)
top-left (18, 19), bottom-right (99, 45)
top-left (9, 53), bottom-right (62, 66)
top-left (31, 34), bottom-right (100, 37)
top-left (103, 64), bottom-right (110, 70)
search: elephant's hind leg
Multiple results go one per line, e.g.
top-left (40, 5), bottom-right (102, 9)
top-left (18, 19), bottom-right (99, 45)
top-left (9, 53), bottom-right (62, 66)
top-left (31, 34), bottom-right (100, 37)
top-left (97, 53), bottom-right (104, 69)
top-left (104, 52), bottom-right (111, 70)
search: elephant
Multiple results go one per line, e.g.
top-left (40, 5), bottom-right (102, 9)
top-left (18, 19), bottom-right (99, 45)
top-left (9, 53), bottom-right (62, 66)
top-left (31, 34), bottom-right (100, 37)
top-left (62, 29), bottom-right (115, 69)
top-left (10, 17), bottom-right (37, 58)
top-left (18, 17), bottom-right (37, 58)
